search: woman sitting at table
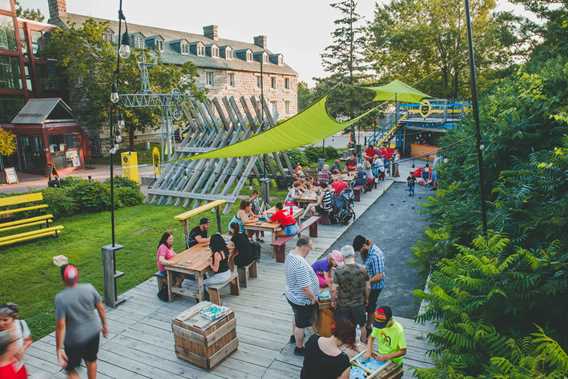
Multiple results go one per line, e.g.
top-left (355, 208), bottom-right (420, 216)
top-left (301, 318), bottom-right (353, 379)
top-left (229, 222), bottom-right (256, 268)
top-left (285, 181), bottom-right (303, 207)
top-left (204, 234), bottom-right (232, 289)
top-left (156, 232), bottom-right (176, 278)
top-left (311, 250), bottom-right (344, 288)
top-left (269, 202), bottom-right (298, 237)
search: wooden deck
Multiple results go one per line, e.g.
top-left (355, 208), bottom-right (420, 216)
top-left (25, 180), bottom-right (434, 379)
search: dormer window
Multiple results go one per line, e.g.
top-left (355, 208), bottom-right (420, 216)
top-left (198, 45), bottom-right (205, 56)
top-left (246, 51), bottom-right (252, 61)
top-left (226, 49), bottom-right (232, 59)
top-left (180, 41), bottom-right (189, 55)
top-left (155, 39), bottom-right (163, 52)
top-left (263, 53), bottom-right (269, 64)
top-left (134, 36), bottom-right (144, 49)
top-left (278, 55), bottom-right (284, 65)
top-left (207, 44), bottom-right (219, 58)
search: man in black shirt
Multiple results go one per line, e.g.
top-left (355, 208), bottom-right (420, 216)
top-left (186, 218), bottom-right (210, 248)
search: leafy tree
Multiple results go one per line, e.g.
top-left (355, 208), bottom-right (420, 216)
top-left (365, 0), bottom-right (521, 98)
top-left (0, 128), bottom-right (16, 183)
top-left (45, 19), bottom-right (204, 151)
top-left (16, 1), bottom-right (45, 22)
top-left (321, 0), bottom-right (369, 137)
top-left (297, 81), bottom-right (314, 112)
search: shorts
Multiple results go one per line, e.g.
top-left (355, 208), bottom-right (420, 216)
top-left (335, 305), bottom-right (366, 326)
top-left (283, 224), bottom-right (298, 236)
top-left (366, 288), bottom-right (382, 314)
top-left (64, 333), bottom-right (100, 371)
top-left (287, 298), bottom-right (316, 328)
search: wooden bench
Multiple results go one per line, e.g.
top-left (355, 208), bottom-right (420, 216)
top-left (237, 260), bottom-right (258, 288)
top-left (175, 200), bottom-right (226, 248)
top-left (207, 271), bottom-right (240, 306)
top-left (353, 185), bottom-right (363, 202)
top-left (299, 216), bottom-right (320, 238)
top-left (271, 216), bottom-right (321, 263)
top-left (0, 193), bottom-right (64, 247)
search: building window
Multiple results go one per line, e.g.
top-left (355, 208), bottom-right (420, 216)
top-left (0, 96), bottom-right (24, 124)
top-left (211, 46), bottom-right (218, 57)
top-left (228, 73), bottom-right (235, 87)
top-left (0, 56), bottom-right (21, 89)
top-left (263, 53), bottom-right (269, 63)
top-left (246, 51), bottom-right (252, 61)
top-left (134, 36), bottom-right (144, 49)
top-left (181, 42), bottom-right (189, 55)
top-left (285, 100), bottom-right (290, 114)
top-left (0, 15), bottom-right (17, 51)
top-left (278, 55), bottom-right (284, 65)
top-left (271, 77), bottom-right (276, 89)
top-left (206, 71), bottom-right (214, 86)
top-left (196, 44), bottom-right (205, 56)
top-left (270, 101), bottom-right (278, 120)
top-left (225, 49), bottom-right (232, 59)
top-left (256, 75), bottom-right (261, 88)
top-left (156, 39), bottom-right (164, 52)
top-left (285, 78), bottom-right (290, 90)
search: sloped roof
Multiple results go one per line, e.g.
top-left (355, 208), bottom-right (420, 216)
top-left (12, 98), bottom-right (74, 124)
top-left (62, 14), bottom-right (297, 76)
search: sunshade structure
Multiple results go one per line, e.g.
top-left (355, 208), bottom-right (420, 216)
top-left (189, 96), bottom-right (378, 160)
top-left (366, 79), bottom-right (431, 104)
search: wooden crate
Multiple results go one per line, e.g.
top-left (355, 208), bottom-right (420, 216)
top-left (315, 300), bottom-right (334, 337)
top-left (172, 302), bottom-right (238, 369)
top-left (350, 351), bottom-right (403, 379)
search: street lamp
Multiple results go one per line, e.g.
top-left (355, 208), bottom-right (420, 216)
top-left (119, 31), bottom-right (131, 59)
top-left (464, 0), bottom-right (488, 235)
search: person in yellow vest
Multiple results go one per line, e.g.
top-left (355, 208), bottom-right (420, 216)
top-left (365, 306), bottom-right (407, 365)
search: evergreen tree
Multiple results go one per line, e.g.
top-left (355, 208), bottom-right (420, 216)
top-left (16, 1), bottom-right (45, 22)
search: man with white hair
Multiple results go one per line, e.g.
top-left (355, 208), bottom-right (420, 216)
top-left (317, 164), bottom-right (331, 186)
top-left (332, 245), bottom-right (370, 343)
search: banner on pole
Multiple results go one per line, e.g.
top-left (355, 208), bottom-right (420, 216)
top-left (121, 152), bottom-right (140, 184)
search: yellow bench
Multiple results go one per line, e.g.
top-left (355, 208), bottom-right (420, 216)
top-left (175, 200), bottom-right (226, 247)
top-left (0, 193), bottom-right (64, 247)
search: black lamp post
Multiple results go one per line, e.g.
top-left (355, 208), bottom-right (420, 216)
top-left (102, 0), bottom-right (130, 308)
top-left (464, 0), bottom-right (488, 235)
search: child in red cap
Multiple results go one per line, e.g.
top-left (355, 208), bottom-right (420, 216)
top-left (365, 306), bottom-right (407, 365)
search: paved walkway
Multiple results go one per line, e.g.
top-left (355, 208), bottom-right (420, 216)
top-left (327, 182), bottom-right (432, 318)
top-left (24, 180), bottom-right (434, 378)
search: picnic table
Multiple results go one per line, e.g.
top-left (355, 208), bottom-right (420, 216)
top-left (332, 173), bottom-right (355, 183)
top-left (243, 206), bottom-right (303, 242)
top-left (292, 191), bottom-right (319, 207)
top-left (163, 242), bottom-right (234, 302)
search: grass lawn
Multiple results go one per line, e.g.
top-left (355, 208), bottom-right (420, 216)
top-left (0, 202), bottom-right (242, 340)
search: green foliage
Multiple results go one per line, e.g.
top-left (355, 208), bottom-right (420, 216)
top-left (303, 146), bottom-right (340, 163)
top-left (365, 0), bottom-right (522, 98)
top-left (105, 176), bottom-right (139, 191)
top-left (41, 188), bottom-right (77, 218)
top-left (16, 1), bottom-right (45, 22)
top-left (298, 81), bottom-right (314, 112)
top-left (287, 149), bottom-right (308, 167)
top-left (69, 181), bottom-right (111, 212)
top-left (115, 187), bottom-right (144, 207)
top-left (58, 176), bottom-right (85, 188)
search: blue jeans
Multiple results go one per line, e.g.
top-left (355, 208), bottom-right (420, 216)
top-left (283, 224), bottom-right (299, 236)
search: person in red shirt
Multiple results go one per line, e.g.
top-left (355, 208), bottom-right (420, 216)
top-left (364, 145), bottom-right (376, 163)
top-left (269, 203), bottom-right (298, 237)
top-left (346, 153), bottom-right (357, 172)
top-left (0, 331), bottom-right (28, 379)
top-left (331, 178), bottom-right (348, 196)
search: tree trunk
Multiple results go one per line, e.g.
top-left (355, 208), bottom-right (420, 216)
top-left (128, 126), bottom-right (135, 151)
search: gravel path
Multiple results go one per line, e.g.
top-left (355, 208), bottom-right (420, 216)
top-left (327, 182), bottom-right (431, 318)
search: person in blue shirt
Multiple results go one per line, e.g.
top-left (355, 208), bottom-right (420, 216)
top-left (353, 235), bottom-right (385, 336)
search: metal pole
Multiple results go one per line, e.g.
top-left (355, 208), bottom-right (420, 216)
top-left (260, 51), bottom-right (270, 207)
top-left (464, 0), bottom-right (488, 235)
top-left (109, 109), bottom-right (116, 247)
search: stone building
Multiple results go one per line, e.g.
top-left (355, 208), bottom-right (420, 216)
top-left (47, 0), bottom-right (298, 122)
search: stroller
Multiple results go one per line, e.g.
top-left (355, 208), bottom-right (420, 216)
top-left (329, 188), bottom-right (356, 225)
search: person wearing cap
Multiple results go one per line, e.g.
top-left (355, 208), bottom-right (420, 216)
top-left (285, 236), bottom-right (320, 356)
top-left (352, 235), bottom-right (385, 335)
top-left (0, 330), bottom-right (28, 379)
top-left (332, 245), bottom-right (370, 343)
top-left (55, 264), bottom-right (108, 379)
top-left (311, 251), bottom-right (344, 288)
top-left (366, 306), bottom-right (407, 365)
top-left (187, 217), bottom-right (210, 248)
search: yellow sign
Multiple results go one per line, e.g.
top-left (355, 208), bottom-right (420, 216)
top-left (121, 152), bottom-right (140, 184)
top-left (152, 147), bottom-right (161, 177)
top-left (420, 99), bottom-right (432, 118)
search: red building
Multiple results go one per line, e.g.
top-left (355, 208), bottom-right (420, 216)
top-left (1, 0), bottom-right (86, 175)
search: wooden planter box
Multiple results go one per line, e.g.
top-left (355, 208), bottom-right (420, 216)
top-left (172, 302), bottom-right (238, 369)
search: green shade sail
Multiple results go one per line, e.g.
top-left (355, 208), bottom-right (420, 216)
top-left (189, 96), bottom-right (378, 160)
top-left (367, 79), bottom-right (431, 104)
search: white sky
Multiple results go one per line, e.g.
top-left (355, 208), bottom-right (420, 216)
top-left (21, 0), bottom-right (527, 86)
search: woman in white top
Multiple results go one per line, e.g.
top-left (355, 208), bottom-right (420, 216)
top-left (0, 304), bottom-right (32, 366)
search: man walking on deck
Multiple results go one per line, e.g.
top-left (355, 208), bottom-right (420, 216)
top-left (353, 235), bottom-right (385, 336)
top-left (285, 236), bottom-right (320, 356)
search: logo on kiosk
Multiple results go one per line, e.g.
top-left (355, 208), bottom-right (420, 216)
top-left (419, 99), bottom-right (432, 118)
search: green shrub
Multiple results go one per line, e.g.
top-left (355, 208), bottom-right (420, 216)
top-left (115, 187), bottom-right (144, 207)
top-left (58, 176), bottom-right (84, 188)
top-left (106, 176), bottom-right (139, 190)
top-left (68, 181), bottom-right (111, 212)
top-left (42, 188), bottom-right (77, 218)
top-left (303, 146), bottom-right (339, 163)
top-left (287, 149), bottom-right (308, 167)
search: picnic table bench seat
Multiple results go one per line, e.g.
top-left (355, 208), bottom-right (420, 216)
top-left (271, 216), bottom-right (321, 263)
top-left (207, 271), bottom-right (240, 305)
top-left (0, 193), bottom-right (63, 247)
top-left (237, 260), bottom-right (258, 288)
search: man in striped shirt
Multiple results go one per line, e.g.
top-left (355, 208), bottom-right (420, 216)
top-left (285, 236), bottom-right (319, 356)
top-left (353, 235), bottom-right (385, 336)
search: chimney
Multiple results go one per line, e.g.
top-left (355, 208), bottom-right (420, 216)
top-left (203, 25), bottom-right (219, 41)
top-left (48, 0), bottom-right (67, 24)
top-left (254, 35), bottom-right (268, 49)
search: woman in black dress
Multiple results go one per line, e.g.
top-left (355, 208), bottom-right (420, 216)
top-left (301, 319), bottom-right (354, 379)
top-left (229, 222), bottom-right (256, 268)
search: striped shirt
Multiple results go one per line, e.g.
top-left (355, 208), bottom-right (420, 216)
top-left (285, 251), bottom-right (320, 305)
top-left (321, 190), bottom-right (333, 211)
top-left (365, 244), bottom-right (385, 290)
